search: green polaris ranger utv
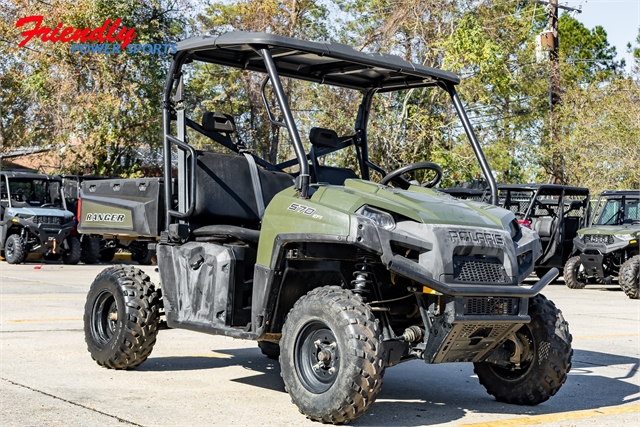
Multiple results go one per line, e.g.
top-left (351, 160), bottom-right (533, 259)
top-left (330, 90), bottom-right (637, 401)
top-left (565, 190), bottom-right (640, 298)
top-left (82, 32), bottom-right (572, 424)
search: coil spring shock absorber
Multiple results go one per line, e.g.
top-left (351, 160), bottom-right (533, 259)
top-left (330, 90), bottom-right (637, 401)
top-left (351, 251), bottom-right (377, 300)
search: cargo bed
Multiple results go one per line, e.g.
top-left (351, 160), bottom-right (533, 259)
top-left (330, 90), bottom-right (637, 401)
top-left (77, 178), bottom-right (165, 239)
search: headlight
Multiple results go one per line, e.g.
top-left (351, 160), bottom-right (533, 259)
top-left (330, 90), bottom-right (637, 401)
top-left (614, 234), bottom-right (635, 241)
top-left (15, 214), bottom-right (34, 220)
top-left (356, 205), bottom-right (396, 231)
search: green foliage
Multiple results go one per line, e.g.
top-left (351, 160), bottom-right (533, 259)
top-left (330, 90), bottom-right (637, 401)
top-left (2, 0), bottom-right (637, 196)
top-left (1, 0), bottom-right (188, 177)
top-left (554, 78), bottom-right (640, 193)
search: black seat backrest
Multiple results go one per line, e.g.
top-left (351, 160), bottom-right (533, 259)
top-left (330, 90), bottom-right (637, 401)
top-left (308, 127), bottom-right (358, 185)
top-left (564, 217), bottom-right (581, 240)
top-left (531, 216), bottom-right (555, 238)
top-left (190, 152), bottom-right (293, 229)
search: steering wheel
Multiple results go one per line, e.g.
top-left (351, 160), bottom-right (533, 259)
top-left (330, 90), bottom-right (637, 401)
top-left (40, 203), bottom-right (55, 208)
top-left (380, 162), bottom-right (443, 189)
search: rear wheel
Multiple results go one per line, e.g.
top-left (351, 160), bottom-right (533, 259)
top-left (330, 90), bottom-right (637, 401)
top-left (80, 237), bottom-right (101, 264)
top-left (62, 236), bottom-right (81, 265)
top-left (564, 256), bottom-right (587, 289)
top-left (474, 294), bottom-right (572, 405)
top-left (99, 247), bottom-right (117, 263)
top-left (5, 234), bottom-right (27, 264)
top-left (258, 341), bottom-right (280, 360)
top-left (619, 256), bottom-right (640, 299)
top-left (84, 266), bottom-right (161, 369)
top-left (280, 286), bottom-right (385, 424)
top-left (132, 244), bottom-right (154, 265)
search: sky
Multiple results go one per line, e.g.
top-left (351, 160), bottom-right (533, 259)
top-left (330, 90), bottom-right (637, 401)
top-left (567, 0), bottom-right (640, 71)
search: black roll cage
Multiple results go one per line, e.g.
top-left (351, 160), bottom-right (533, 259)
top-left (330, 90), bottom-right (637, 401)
top-left (1, 173), bottom-right (66, 210)
top-left (161, 34), bottom-right (499, 231)
top-left (496, 185), bottom-right (591, 222)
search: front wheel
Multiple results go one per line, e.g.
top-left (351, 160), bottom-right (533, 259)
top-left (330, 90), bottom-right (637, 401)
top-left (5, 234), bottom-right (27, 264)
top-left (84, 266), bottom-right (162, 369)
top-left (280, 286), bottom-right (385, 424)
top-left (619, 256), bottom-right (640, 299)
top-left (474, 294), bottom-right (573, 405)
top-left (62, 236), bottom-right (81, 265)
top-left (564, 256), bottom-right (587, 289)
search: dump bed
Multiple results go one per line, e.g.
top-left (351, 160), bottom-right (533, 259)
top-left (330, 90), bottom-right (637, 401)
top-left (77, 178), bottom-right (164, 238)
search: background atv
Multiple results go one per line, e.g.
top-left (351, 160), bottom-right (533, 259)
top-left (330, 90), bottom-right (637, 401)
top-left (565, 190), bottom-right (640, 298)
top-left (492, 185), bottom-right (590, 280)
top-left (0, 172), bottom-right (79, 264)
top-left (82, 32), bottom-right (572, 424)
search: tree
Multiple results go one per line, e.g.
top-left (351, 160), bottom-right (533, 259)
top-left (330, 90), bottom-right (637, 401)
top-left (192, 0), bottom-right (332, 165)
top-left (0, 0), bottom-right (189, 176)
top-left (554, 77), bottom-right (640, 193)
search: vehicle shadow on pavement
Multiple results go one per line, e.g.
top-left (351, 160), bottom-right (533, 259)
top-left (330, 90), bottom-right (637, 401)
top-left (354, 349), bottom-right (640, 426)
top-left (138, 348), bottom-right (639, 426)
top-left (138, 347), bottom-right (285, 393)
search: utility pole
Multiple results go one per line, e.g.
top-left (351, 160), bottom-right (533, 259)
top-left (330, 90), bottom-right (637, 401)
top-left (534, 0), bottom-right (581, 183)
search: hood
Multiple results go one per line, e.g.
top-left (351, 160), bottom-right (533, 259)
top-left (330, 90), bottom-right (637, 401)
top-left (7, 207), bottom-right (73, 218)
top-left (312, 179), bottom-right (513, 231)
top-left (579, 224), bottom-right (640, 236)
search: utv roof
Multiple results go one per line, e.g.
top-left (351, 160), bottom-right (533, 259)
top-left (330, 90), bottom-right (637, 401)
top-left (175, 32), bottom-right (460, 91)
top-left (497, 184), bottom-right (589, 196)
top-left (1, 171), bottom-right (60, 181)
top-left (600, 190), bottom-right (640, 197)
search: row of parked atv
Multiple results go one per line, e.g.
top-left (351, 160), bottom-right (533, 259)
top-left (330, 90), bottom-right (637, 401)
top-left (0, 171), bottom-right (154, 266)
top-left (442, 184), bottom-right (640, 299)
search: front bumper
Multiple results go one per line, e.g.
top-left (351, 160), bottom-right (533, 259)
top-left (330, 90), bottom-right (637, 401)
top-left (17, 220), bottom-right (74, 253)
top-left (348, 216), bottom-right (552, 298)
top-left (573, 236), bottom-right (630, 255)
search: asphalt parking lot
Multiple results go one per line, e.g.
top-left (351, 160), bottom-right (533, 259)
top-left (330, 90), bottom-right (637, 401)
top-left (1, 261), bottom-right (638, 427)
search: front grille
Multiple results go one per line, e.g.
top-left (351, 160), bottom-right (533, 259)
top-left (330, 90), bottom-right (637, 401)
top-left (455, 260), bottom-right (509, 283)
top-left (464, 297), bottom-right (519, 316)
top-left (36, 216), bottom-right (62, 225)
top-left (584, 234), bottom-right (613, 244)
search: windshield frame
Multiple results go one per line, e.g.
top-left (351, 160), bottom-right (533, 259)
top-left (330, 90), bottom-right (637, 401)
top-left (593, 195), bottom-right (640, 226)
top-left (2, 175), bottom-right (65, 209)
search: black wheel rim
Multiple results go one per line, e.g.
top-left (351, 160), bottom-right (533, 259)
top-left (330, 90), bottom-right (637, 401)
top-left (573, 261), bottom-right (588, 285)
top-left (6, 238), bottom-right (14, 259)
top-left (488, 325), bottom-right (536, 381)
top-left (91, 289), bottom-right (118, 347)
top-left (294, 320), bottom-right (340, 394)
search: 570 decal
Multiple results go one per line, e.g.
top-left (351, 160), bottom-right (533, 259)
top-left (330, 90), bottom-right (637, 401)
top-left (287, 203), bottom-right (323, 220)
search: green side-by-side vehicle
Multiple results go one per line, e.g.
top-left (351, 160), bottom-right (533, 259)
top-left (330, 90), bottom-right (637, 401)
top-left (80, 32), bottom-right (572, 423)
top-left (565, 190), bottom-right (640, 299)
top-left (1, 172), bottom-right (79, 264)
